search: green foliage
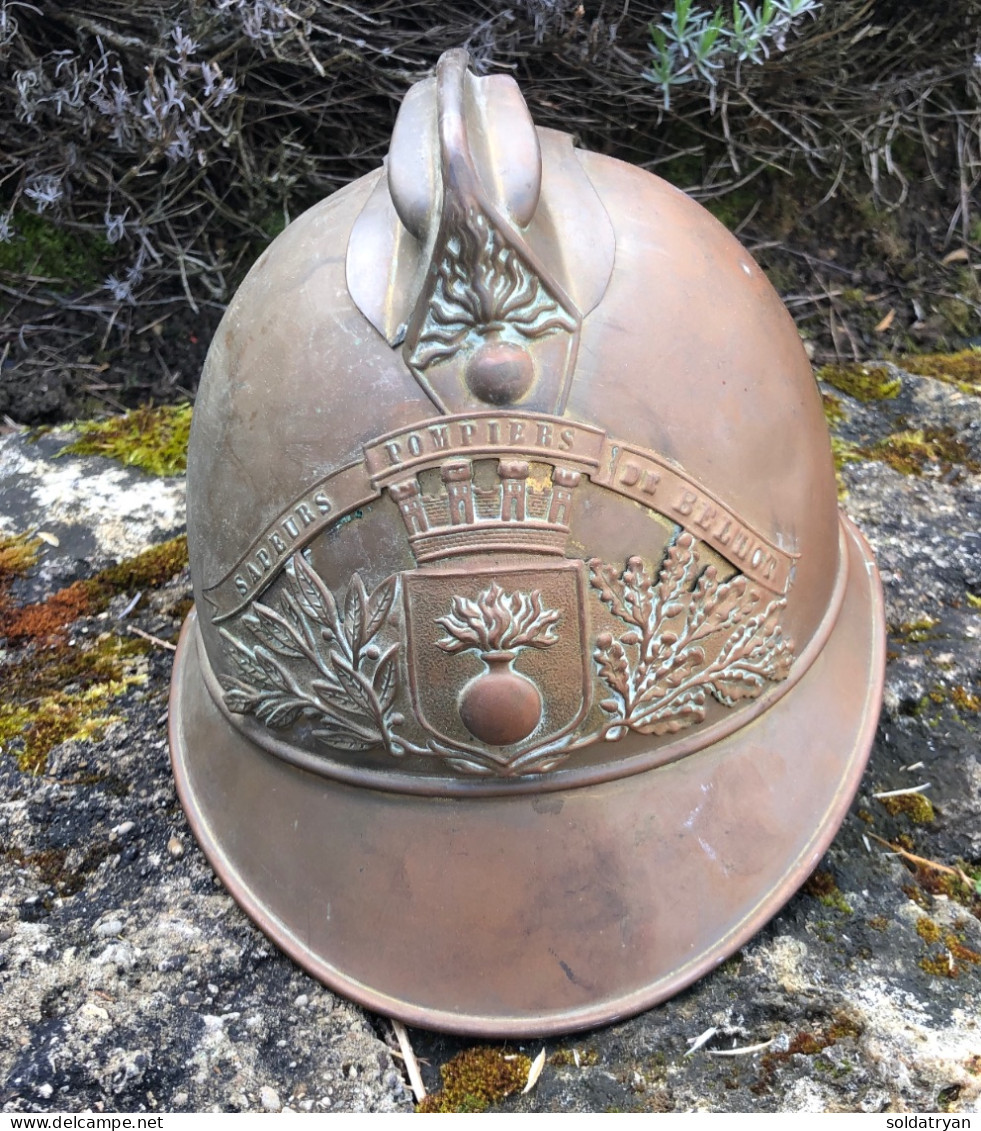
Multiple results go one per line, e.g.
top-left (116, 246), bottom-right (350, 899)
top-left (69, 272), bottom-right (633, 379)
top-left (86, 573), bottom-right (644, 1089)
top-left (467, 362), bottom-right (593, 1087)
top-left (900, 349), bottom-right (981, 396)
top-left (60, 403), bottom-right (192, 476)
top-left (863, 427), bottom-right (981, 479)
top-left (644, 0), bottom-right (820, 108)
top-left (417, 1047), bottom-right (531, 1113)
top-left (802, 870), bottom-right (852, 914)
top-left (0, 531), bottom-right (42, 577)
top-left (878, 792), bottom-right (935, 824)
top-left (817, 363), bottom-right (901, 402)
top-left (0, 210), bottom-right (110, 286)
top-left (820, 392), bottom-right (847, 428)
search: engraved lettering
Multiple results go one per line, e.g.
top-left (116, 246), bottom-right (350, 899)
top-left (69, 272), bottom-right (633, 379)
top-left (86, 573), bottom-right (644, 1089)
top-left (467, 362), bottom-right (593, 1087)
top-left (282, 517), bottom-right (300, 540)
top-left (537, 422), bottom-right (554, 447)
top-left (642, 471), bottom-right (660, 495)
top-left (269, 531), bottom-right (287, 554)
top-left (429, 425), bottom-right (451, 450)
top-left (559, 428), bottom-right (575, 451)
top-left (488, 419), bottom-right (500, 444)
top-left (731, 532), bottom-right (751, 560)
top-left (247, 562), bottom-right (262, 584)
top-left (716, 520), bottom-right (732, 545)
top-left (256, 548), bottom-right (272, 572)
top-left (619, 463), bottom-right (641, 488)
top-left (673, 490), bottom-right (698, 517)
top-left (509, 420), bottom-right (526, 445)
top-left (458, 422), bottom-right (476, 446)
top-left (314, 491), bottom-right (332, 515)
top-left (763, 557), bottom-right (777, 580)
top-left (235, 575), bottom-right (249, 597)
top-left (696, 504), bottom-right (718, 529)
top-left (407, 433), bottom-right (423, 457)
top-left (751, 546), bottom-right (765, 569)
top-left (384, 441), bottom-right (402, 466)
top-left (295, 502), bottom-right (315, 527)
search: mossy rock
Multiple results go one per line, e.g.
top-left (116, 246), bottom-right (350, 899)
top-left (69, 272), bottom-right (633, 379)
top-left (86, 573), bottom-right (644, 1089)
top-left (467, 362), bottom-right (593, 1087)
top-left (417, 1047), bottom-right (532, 1113)
top-left (59, 403), bottom-right (192, 477)
top-left (861, 427), bottom-right (980, 478)
top-left (0, 533), bottom-right (188, 772)
top-left (898, 348), bottom-right (981, 395)
top-left (817, 363), bottom-right (901, 402)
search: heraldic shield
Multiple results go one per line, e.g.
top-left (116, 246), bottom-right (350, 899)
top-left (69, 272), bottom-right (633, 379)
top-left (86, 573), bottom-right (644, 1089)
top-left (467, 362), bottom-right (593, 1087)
top-left (402, 557), bottom-right (591, 773)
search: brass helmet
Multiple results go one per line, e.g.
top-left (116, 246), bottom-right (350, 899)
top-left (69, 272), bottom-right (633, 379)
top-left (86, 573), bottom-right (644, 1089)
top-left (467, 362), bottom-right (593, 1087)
top-left (170, 50), bottom-right (884, 1036)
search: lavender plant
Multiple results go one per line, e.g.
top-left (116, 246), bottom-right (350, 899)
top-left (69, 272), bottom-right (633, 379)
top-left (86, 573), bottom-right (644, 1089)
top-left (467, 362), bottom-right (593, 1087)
top-left (0, 0), bottom-right (978, 422)
top-left (645, 0), bottom-right (821, 109)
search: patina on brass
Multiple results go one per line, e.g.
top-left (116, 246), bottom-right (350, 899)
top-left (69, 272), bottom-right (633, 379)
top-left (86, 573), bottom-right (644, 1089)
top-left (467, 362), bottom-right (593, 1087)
top-left (169, 49), bottom-right (885, 1036)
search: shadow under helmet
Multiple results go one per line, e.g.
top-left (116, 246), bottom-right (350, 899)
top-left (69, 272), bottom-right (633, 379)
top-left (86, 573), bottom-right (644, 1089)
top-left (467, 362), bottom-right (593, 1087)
top-left (170, 50), bottom-right (885, 1037)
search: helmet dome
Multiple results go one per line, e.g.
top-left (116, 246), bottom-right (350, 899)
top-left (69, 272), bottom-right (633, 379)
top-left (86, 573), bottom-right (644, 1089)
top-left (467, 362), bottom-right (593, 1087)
top-left (171, 50), bottom-right (884, 1036)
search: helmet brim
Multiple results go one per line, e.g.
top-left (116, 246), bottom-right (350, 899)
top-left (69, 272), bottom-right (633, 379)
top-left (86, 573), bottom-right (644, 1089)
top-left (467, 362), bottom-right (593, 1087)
top-left (169, 514), bottom-right (884, 1037)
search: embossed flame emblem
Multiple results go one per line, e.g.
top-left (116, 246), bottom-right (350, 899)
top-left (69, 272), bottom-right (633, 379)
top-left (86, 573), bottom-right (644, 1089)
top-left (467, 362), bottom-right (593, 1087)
top-left (402, 561), bottom-right (591, 763)
top-left (436, 582), bottom-right (560, 745)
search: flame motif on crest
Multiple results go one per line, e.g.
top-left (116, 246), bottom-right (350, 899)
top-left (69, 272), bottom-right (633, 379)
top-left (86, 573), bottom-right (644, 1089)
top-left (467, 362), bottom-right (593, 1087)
top-left (409, 208), bottom-right (577, 372)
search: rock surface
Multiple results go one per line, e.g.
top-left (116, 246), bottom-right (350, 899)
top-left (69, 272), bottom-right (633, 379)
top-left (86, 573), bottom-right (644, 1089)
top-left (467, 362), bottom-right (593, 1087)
top-left (1, 366), bottom-right (979, 1113)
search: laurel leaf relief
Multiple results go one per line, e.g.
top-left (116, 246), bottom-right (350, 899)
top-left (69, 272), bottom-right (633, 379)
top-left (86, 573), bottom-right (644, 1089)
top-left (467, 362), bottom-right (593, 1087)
top-left (218, 554), bottom-right (400, 751)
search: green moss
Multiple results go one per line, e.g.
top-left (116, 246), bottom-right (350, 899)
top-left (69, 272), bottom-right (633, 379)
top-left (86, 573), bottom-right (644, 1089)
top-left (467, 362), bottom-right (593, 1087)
top-left (878, 792), bottom-right (935, 824)
top-left (861, 427), bottom-right (980, 478)
top-left (855, 197), bottom-right (909, 264)
top-left (821, 392), bottom-right (848, 428)
top-left (1, 535), bottom-right (188, 643)
top-left (4, 839), bottom-right (120, 898)
top-left (967, 594), bottom-right (981, 610)
top-left (417, 1047), bottom-right (531, 1113)
top-left (823, 890), bottom-right (852, 915)
top-left (903, 883), bottom-right (930, 909)
top-left (920, 954), bottom-right (957, 979)
top-left (936, 297), bottom-right (975, 337)
top-left (549, 1048), bottom-right (600, 1068)
top-left (892, 617), bottom-right (939, 644)
top-left (82, 534), bottom-right (189, 611)
top-left (908, 861), bottom-right (981, 917)
top-left (916, 917), bottom-right (941, 944)
top-left (951, 685), bottom-right (980, 713)
top-left (0, 211), bottom-right (110, 287)
top-left (1, 527), bottom-right (185, 774)
top-left (946, 935), bottom-right (981, 966)
top-left (0, 635), bottom-right (148, 774)
top-left (787, 1032), bottom-right (826, 1056)
top-left (898, 348), bottom-right (981, 395)
top-left (817, 363), bottom-right (901, 402)
top-left (803, 870), bottom-right (852, 914)
top-left (830, 436), bottom-right (864, 499)
top-left (60, 403), bottom-right (192, 477)
top-left (0, 531), bottom-right (42, 577)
